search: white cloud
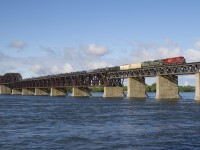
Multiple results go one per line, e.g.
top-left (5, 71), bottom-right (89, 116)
top-left (84, 43), bottom-right (109, 56)
top-left (131, 47), bottom-right (181, 62)
top-left (62, 44), bottom-right (111, 71)
top-left (184, 81), bottom-right (189, 86)
top-left (9, 41), bottom-right (27, 50)
top-left (183, 49), bottom-right (200, 62)
top-left (31, 65), bottom-right (41, 73)
top-left (30, 64), bottom-right (50, 75)
top-left (131, 44), bottom-right (200, 64)
top-left (30, 64), bottom-right (73, 75)
top-left (158, 47), bottom-right (181, 58)
top-left (63, 63), bottom-right (73, 72)
top-left (133, 41), bottom-right (199, 63)
top-left (50, 65), bottom-right (60, 74)
top-left (86, 61), bottom-right (113, 70)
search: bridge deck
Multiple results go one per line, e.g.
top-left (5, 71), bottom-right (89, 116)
top-left (1, 62), bottom-right (200, 88)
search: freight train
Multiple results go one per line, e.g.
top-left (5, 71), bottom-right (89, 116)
top-left (86, 56), bottom-right (186, 73)
top-left (120, 56), bottom-right (186, 70)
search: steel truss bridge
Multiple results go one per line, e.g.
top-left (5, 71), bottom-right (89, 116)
top-left (1, 62), bottom-right (200, 89)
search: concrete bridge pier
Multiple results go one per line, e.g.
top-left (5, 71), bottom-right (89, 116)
top-left (72, 87), bottom-right (90, 97)
top-left (127, 77), bottom-right (147, 99)
top-left (103, 86), bottom-right (124, 98)
top-left (156, 75), bottom-right (180, 100)
top-left (12, 89), bottom-right (22, 95)
top-left (22, 88), bottom-right (35, 95)
top-left (195, 73), bottom-right (200, 100)
top-left (0, 85), bottom-right (11, 94)
top-left (50, 88), bottom-right (66, 96)
top-left (34, 88), bottom-right (49, 96)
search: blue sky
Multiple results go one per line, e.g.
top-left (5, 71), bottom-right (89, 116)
top-left (0, 0), bottom-right (200, 85)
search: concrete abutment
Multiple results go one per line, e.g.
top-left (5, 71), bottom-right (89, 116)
top-left (127, 77), bottom-right (147, 99)
top-left (34, 88), bottom-right (49, 96)
top-left (22, 88), bottom-right (35, 95)
top-left (195, 73), bottom-right (200, 100)
top-left (50, 88), bottom-right (66, 96)
top-left (0, 85), bottom-right (11, 94)
top-left (12, 89), bottom-right (22, 95)
top-left (103, 86), bottom-right (124, 98)
top-left (72, 87), bottom-right (90, 97)
top-left (156, 75), bottom-right (180, 99)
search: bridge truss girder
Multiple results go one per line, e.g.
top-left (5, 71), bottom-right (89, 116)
top-left (3, 62), bottom-right (200, 89)
top-left (108, 63), bottom-right (200, 79)
top-left (10, 73), bottom-right (123, 89)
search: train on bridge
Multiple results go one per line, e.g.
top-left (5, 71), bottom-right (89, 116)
top-left (88, 56), bottom-right (186, 73)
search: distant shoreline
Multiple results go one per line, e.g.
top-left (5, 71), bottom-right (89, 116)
top-left (63, 85), bottom-right (195, 93)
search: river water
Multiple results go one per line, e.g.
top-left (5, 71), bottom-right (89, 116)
top-left (0, 92), bottom-right (200, 149)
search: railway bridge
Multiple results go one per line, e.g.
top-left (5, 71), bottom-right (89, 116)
top-left (1, 62), bottom-right (200, 100)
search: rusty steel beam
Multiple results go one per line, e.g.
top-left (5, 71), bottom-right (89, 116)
top-left (2, 62), bottom-right (200, 89)
top-left (9, 72), bottom-right (116, 89)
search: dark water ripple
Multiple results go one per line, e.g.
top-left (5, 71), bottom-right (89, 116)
top-left (0, 92), bottom-right (200, 149)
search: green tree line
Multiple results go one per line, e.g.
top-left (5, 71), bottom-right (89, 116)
top-left (54, 84), bottom-right (195, 93)
top-left (123, 83), bottom-right (194, 92)
top-left (143, 83), bottom-right (194, 92)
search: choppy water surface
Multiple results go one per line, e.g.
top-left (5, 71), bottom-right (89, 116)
top-left (1, 92), bottom-right (200, 149)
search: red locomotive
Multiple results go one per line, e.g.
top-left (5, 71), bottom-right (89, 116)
top-left (162, 56), bottom-right (186, 65)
